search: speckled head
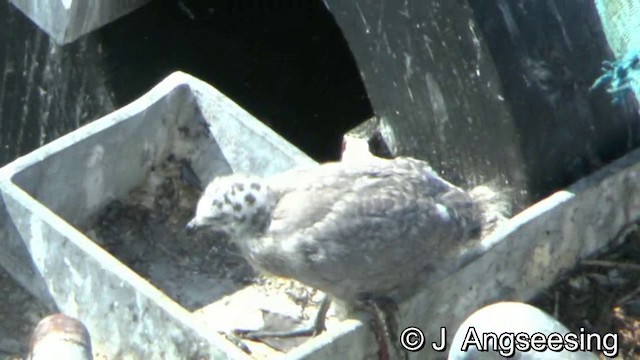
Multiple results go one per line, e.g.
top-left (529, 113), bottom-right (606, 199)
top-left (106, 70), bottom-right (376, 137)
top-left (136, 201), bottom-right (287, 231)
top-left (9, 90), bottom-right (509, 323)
top-left (186, 173), bottom-right (274, 240)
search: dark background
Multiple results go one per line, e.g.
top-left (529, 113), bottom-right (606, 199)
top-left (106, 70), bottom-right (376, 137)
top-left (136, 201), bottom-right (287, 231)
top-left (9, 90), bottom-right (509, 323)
top-left (0, 0), bottom-right (373, 166)
top-left (0, 0), bottom-right (638, 205)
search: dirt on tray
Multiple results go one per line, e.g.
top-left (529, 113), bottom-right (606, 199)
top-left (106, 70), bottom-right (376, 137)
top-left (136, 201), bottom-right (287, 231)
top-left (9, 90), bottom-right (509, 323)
top-left (85, 154), bottom-right (259, 310)
top-left (84, 154), bottom-right (321, 356)
top-left (532, 225), bottom-right (640, 359)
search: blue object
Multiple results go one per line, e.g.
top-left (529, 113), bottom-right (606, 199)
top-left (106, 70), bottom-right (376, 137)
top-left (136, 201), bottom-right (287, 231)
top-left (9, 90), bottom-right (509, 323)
top-left (591, 50), bottom-right (640, 104)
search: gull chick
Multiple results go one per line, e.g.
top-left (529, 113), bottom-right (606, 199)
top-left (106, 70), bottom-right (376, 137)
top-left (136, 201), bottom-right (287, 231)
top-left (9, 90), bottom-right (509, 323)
top-left (186, 156), bottom-right (496, 309)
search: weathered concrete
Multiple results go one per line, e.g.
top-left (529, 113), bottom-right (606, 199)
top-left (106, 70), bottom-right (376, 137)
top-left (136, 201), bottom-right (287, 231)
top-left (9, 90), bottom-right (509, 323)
top-left (1, 71), bottom-right (639, 358)
top-left (0, 71), bottom-right (313, 358)
top-left (8, 0), bottom-right (150, 44)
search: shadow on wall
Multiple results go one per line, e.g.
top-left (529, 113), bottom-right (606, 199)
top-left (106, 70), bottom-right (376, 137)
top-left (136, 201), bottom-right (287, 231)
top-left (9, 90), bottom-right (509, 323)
top-left (0, 0), bottom-right (373, 166)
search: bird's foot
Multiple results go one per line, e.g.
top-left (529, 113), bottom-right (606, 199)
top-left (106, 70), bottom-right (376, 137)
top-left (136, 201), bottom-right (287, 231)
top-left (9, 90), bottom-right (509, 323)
top-left (236, 294), bottom-right (331, 340)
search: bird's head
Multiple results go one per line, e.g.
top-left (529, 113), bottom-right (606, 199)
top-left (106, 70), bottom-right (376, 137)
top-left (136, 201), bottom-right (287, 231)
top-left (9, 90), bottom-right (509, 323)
top-left (186, 174), bottom-right (274, 241)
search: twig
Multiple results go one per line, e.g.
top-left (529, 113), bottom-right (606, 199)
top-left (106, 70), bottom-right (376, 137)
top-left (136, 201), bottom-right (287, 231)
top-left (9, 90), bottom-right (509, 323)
top-left (616, 283), bottom-right (640, 306)
top-left (581, 259), bottom-right (640, 271)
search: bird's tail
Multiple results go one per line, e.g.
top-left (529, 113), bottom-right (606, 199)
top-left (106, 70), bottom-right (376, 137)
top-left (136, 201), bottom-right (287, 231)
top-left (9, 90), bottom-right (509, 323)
top-left (469, 184), bottom-right (512, 238)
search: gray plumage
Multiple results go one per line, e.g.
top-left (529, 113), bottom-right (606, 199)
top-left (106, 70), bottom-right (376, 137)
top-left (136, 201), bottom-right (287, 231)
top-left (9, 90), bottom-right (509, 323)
top-left (187, 156), bottom-right (489, 304)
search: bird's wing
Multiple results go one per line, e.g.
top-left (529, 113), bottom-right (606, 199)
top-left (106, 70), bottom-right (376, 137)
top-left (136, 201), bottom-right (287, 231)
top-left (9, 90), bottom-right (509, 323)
top-left (259, 160), bottom-right (482, 300)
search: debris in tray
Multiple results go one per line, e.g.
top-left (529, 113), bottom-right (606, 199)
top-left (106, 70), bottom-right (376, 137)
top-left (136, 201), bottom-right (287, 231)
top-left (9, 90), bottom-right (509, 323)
top-left (532, 224), bottom-right (640, 359)
top-left (86, 154), bottom-right (256, 309)
top-left (85, 154), bottom-right (322, 355)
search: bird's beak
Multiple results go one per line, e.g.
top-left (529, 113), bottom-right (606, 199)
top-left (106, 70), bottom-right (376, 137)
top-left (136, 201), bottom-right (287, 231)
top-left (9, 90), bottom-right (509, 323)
top-left (185, 219), bottom-right (200, 235)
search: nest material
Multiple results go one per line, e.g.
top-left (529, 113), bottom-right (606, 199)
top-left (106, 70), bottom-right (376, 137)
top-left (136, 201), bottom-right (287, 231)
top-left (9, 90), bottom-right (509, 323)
top-left (85, 155), bottom-right (321, 356)
top-left (532, 226), bottom-right (640, 359)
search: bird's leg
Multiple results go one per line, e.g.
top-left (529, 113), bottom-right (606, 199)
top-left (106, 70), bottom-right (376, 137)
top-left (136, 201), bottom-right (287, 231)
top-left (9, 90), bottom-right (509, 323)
top-left (234, 295), bottom-right (332, 340)
top-left (360, 296), bottom-right (408, 360)
top-left (368, 314), bottom-right (390, 360)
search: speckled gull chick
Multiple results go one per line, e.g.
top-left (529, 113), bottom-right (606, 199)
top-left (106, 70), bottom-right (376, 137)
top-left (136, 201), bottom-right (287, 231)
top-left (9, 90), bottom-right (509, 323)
top-left (186, 155), bottom-right (497, 306)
